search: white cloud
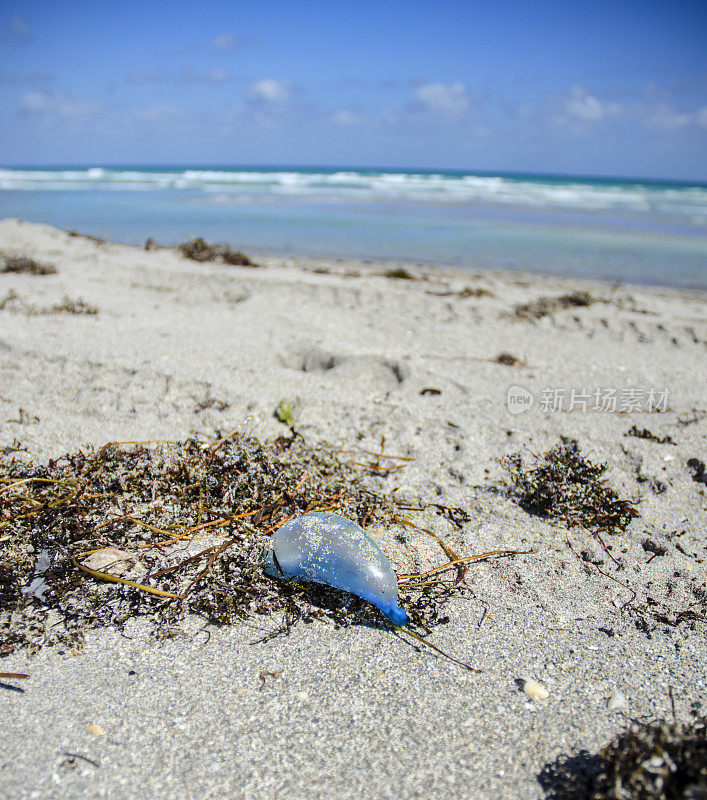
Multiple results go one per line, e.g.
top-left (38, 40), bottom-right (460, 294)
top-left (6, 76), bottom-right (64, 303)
top-left (180, 66), bottom-right (231, 84)
top-left (413, 82), bottom-right (472, 117)
top-left (213, 34), bottom-right (237, 52)
top-left (19, 91), bottom-right (95, 120)
top-left (381, 109), bottom-right (400, 125)
top-left (20, 91), bottom-right (50, 113)
top-left (642, 103), bottom-right (707, 131)
top-left (548, 88), bottom-right (706, 134)
top-left (207, 68), bottom-right (230, 84)
top-left (330, 109), bottom-right (362, 125)
top-left (127, 67), bottom-right (230, 85)
top-left (645, 104), bottom-right (692, 130)
top-left (248, 79), bottom-right (292, 105)
top-left (125, 104), bottom-right (183, 125)
top-left (562, 86), bottom-right (620, 123)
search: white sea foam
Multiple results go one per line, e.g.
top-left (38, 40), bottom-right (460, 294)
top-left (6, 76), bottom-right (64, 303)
top-left (0, 167), bottom-right (705, 226)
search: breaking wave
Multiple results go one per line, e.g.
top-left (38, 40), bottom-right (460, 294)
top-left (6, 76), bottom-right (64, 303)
top-left (1, 166), bottom-right (705, 225)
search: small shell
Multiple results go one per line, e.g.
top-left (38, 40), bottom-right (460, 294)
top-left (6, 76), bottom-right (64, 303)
top-left (87, 724), bottom-right (105, 735)
top-left (265, 512), bottom-right (409, 625)
top-left (521, 678), bottom-right (549, 700)
top-left (607, 689), bottom-right (627, 711)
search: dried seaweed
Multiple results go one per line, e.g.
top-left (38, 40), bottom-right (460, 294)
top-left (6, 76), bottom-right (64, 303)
top-left (0, 439), bottom-right (28, 457)
top-left (457, 286), bottom-right (493, 298)
top-left (177, 237), bottom-right (256, 267)
top-left (192, 396), bottom-right (230, 414)
top-left (0, 253), bottom-right (57, 276)
top-left (677, 409), bottom-right (707, 428)
top-left (686, 459), bottom-right (707, 487)
top-left (0, 292), bottom-right (97, 316)
top-left (0, 290), bottom-right (20, 311)
top-left (502, 438), bottom-right (639, 533)
top-left (493, 352), bottom-right (524, 367)
top-left (381, 268), bottom-right (417, 280)
top-left (67, 230), bottom-right (105, 245)
top-left (46, 296), bottom-right (98, 315)
top-left (512, 291), bottom-right (596, 322)
top-left (539, 716), bottom-right (707, 800)
top-left (0, 433), bottom-right (462, 654)
top-left (426, 285), bottom-right (493, 299)
top-left (5, 408), bottom-right (39, 426)
top-left (626, 426), bottom-right (676, 445)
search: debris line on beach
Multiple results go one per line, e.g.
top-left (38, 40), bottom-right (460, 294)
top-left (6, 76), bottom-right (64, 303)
top-left (0, 253), bottom-right (57, 276)
top-left (177, 237), bottom-right (257, 267)
top-left (511, 291), bottom-right (597, 322)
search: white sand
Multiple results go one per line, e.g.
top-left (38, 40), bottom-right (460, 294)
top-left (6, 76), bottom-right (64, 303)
top-left (0, 218), bottom-right (705, 799)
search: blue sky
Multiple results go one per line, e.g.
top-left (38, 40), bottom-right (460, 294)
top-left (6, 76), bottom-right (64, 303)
top-left (1, 0), bottom-right (706, 179)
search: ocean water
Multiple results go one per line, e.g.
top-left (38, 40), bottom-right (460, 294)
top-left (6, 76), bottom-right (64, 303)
top-left (0, 165), bottom-right (705, 288)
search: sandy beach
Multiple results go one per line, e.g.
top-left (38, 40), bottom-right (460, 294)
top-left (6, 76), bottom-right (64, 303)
top-left (0, 217), bottom-right (705, 799)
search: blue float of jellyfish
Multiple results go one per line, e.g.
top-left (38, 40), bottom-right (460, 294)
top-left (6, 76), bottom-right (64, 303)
top-left (265, 511), bottom-right (409, 626)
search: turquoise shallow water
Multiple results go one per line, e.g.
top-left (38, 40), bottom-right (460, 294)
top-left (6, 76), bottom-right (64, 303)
top-left (1, 166), bottom-right (705, 288)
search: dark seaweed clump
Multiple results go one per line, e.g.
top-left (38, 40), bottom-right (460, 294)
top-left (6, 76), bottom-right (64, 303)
top-left (67, 230), bottom-right (105, 245)
top-left (0, 291), bottom-right (97, 316)
top-left (493, 352), bottom-right (524, 367)
top-left (0, 434), bottom-right (449, 654)
top-left (502, 437), bottom-right (639, 533)
top-left (686, 459), bottom-right (707, 487)
top-left (381, 267), bottom-right (418, 280)
top-left (512, 291), bottom-right (596, 321)
top-left (539, 716), bottom-right (707, 800)
top-left (457, 286), bottom-right (492, 298)
top-left (0, 253), bottom-right (57, 276)
top-left (625, 426), bottom-right (676, 445)
top-left (178, 237), bottom-right (256, 267)
top-left (47, 296), bottom-right (98, 315)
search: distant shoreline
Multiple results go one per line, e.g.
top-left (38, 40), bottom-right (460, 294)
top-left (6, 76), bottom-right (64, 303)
top-left (2, 163), bottom-right (706, 187)
top-left (1, 166), bottom-right (705, 290)
top-left (3, 217), bottom-right (705, 295)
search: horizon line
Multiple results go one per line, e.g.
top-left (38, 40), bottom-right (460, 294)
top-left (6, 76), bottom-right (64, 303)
top-left (1, 162), bottom-right (706, 187)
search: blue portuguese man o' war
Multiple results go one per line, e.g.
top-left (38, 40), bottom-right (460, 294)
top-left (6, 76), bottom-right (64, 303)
top-left (265, 512), bottom-right (409, 626)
